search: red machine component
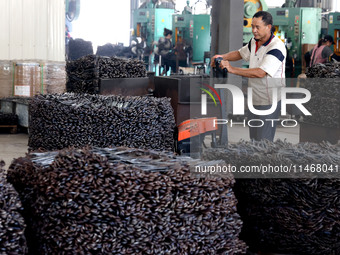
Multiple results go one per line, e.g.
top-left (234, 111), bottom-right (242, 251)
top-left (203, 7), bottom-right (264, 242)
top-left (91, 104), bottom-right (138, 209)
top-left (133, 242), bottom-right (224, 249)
top-left (178, 117), bottom-right (217, 141)
top-left (177, 117), bottom-right (218, 155)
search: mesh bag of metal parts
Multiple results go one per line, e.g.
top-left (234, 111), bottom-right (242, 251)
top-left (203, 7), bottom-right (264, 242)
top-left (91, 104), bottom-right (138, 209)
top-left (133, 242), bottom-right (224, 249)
top-left (306, 62), bottom-right (340, 78)
top-left (66, 54), bottom-right (146, 94)
top-left (0, 112), bottom-right (18, 125)
top-left (0, 161), bottom-right (27, 254)
top-left (68, 38), bottom-right (94, 61)
top-left (203, 139), bottom-right (340, 255)
top-left (28, 93), bottom-right (176, 151)
top-left (7, 147), bottom-right (247, 254)
top-left (299, 78), bottom-right (340, 128)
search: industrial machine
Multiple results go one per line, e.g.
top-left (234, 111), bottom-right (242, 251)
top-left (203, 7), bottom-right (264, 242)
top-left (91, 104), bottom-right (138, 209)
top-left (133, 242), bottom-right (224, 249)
top-left (243, 0), bottom-right (268, 44)
top-left (268, 7), bottom-right (321, 74)
top-left (65, 0), bottom-right (81, 59)
top-left (176, 58), bottom-right (228, 155)
top-left (328, 12), bottom-right (340, 56)
top-left (66, 0), bottom-right (80, 22)
top-left (172, 1), bottom-right (211, 63)
top-left (177, 117), bottom-right (218, 155)
top-left (172, 1), bottom-right (193, 65)
top-left (132, 0), bottom-right (174, 50)
top-left (153, 57), bottom-right (228, 156)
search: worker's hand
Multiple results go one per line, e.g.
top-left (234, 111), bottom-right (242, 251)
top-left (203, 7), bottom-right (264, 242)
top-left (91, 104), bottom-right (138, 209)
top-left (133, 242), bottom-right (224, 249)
top-left (211, 55), bottom-right (224, 67)
top-left (220, 60), bottom-right (232, 72)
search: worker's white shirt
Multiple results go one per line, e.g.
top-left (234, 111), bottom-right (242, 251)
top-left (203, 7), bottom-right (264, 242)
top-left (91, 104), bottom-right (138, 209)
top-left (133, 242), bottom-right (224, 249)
top-left (239, 33), bottom-right (286, 105)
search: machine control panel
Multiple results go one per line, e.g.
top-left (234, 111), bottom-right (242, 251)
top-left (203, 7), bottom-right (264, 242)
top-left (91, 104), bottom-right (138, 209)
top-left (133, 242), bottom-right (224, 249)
top-left (151, 15), bottom-right (155, 33)
top-left (294, 15), bottom-right (299, 37)
top-left (276, 10), bottom-right (285, 16)
top-left (190, 20), bottom-right (194, 38)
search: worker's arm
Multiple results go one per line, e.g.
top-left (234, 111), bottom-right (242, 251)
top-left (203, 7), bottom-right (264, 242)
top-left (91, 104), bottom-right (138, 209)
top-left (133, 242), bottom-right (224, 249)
top-left (221, 60), bottom-right (267, 78)
top-left (211, 51), bottom-right (242, 66)
top-left (220, 51), bottom-right (242, 61)
top-left (330, 53), bottom-right (340, 62)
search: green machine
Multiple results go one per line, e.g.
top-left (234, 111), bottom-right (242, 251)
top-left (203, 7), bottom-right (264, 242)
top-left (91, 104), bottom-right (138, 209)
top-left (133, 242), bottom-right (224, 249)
top-left (328, 12), bottom-right (340, 56)
top-left (132, 2), bottom-right (174, 48)
top-left (192, 15), bottom-right (210, 62)
top-left (66, 0), bottom-right (80, 22)
top-left (172, 2), bottom-right (210, 63)
top-left (172, 3), bottom-right (193, 50)
top-left (268, 7), bottom-right (321, 64)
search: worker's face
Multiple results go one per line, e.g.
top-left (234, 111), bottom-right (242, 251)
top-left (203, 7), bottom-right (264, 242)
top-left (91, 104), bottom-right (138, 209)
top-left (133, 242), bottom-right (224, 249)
top-left (251, 17), bottom-right (271, 41)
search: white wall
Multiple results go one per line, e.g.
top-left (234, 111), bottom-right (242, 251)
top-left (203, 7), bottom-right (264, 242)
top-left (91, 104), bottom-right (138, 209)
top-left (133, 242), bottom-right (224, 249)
top-left (71, 0), bottom-right (131, 48)
top-left (267, 0), bottom-right (285, 8)
top-left (334, 0), bottom-right (340, 11)
top-left (0, 0), bottom-right (65, 61)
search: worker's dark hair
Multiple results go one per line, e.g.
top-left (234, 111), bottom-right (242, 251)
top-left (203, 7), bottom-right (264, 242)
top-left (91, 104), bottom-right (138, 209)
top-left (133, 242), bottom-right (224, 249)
top-left (164, 28), bottom-right (172, 36)
top-left (317, 35), bottom-right (334, 47)
top-left (317, 38), bottom-right (324, 47)
top-left (253, 11), bottom-right (273, 26)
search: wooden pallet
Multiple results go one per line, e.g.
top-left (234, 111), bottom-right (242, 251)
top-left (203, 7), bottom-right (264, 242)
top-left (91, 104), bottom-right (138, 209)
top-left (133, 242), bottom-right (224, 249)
top-left (0, 125), bottom-right (18, 134)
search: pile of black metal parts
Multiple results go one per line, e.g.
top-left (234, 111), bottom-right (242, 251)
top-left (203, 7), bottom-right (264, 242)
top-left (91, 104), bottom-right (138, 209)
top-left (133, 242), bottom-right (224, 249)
top-left (0, 161), bottom-right (27, 254)
top-left (66, 55), bottom-right (100, 94)
top-left (68, 38), bottom-right (94, 61)
top-left (96, 43), bottom-right (133, 58)
top-left (0, 112), bottom-right (18, 125)
top-left (306, 62), bottom-right (340, 78)
top-left (300, 78), bottom-right (340, 128)
top-left (66, 55), bottom-right (147, 94)
top-left (28, 93), bottom-right (176, 151)
top-left (7, 147), bottom-right (247, 254)
top-left (203, 140), bottom-right (340, 255)
top-left (98, 56), bottom-right (146, 79)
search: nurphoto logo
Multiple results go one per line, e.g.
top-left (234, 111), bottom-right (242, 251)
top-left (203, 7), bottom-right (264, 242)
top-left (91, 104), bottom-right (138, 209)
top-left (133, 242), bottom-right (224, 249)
top-left (201, 84), bottom-right (312, 128)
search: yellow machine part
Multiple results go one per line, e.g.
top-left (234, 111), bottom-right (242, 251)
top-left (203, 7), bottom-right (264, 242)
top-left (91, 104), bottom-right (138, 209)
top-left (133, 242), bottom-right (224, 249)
top-left (273, 25), bottom-right (285, 43)
top-left (136, 23), bottom-right (141, 37)
top-left (273, 25), bottom-right (279, 34)
top-left (334, 29), bottom-right (340, 56)
top-left (244, 0), bottom-right (267, 28)
top-left (175, 27), bottom-right (179, 44)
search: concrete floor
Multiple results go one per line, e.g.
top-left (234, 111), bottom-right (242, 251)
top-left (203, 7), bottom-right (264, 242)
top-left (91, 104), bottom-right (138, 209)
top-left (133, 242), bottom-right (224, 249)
top-left (0, 125), bottom-right (299, 170)
top-left (0, 133), bottom-right (29, 170)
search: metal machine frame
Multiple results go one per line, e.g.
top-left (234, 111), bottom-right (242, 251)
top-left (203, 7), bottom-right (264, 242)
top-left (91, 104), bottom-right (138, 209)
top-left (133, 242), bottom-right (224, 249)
top-left (328, 12), bottom-right (340, 56)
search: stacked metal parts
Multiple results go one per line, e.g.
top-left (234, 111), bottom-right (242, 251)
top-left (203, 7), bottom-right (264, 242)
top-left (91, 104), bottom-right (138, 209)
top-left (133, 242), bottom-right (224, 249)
top-left (68, 38), bottom-right (94, 61)
top-left (305, 62), bottom-right (340, 78)
top-left (66, 55), bottom-right (147, 94)
top-left (203, 140), bottom-right (340, 255)
top-left (96, 43), bottom-right (133, 58)
top-left (0, 161), bottom-right (27, 254)
top-left (301, 78), bottom-right (340, 128)
top-left (28, 93), bottom-right (176, 151)
top-left (7, 147), bottom-right (247, 254)
top-left (0, 112), bottom-right (18, 125)
top-left (98, 56), bottom-right (146, 79)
